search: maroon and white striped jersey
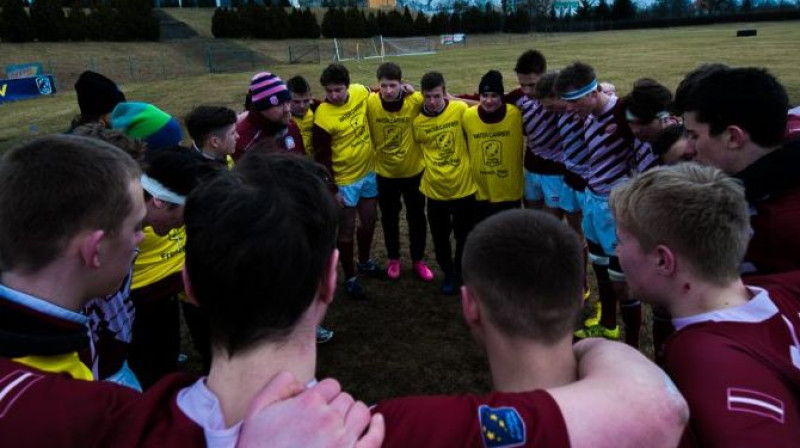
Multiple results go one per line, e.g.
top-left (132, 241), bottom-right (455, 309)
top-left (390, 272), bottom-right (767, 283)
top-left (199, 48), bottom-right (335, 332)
top-left (511, 92), bottom-right (564, 174)
top-left (583, 96), bottom-right (658, 195)
top-left (666, 274), bottom-right (800, 448)
top-left (558, 111), bottom-right (590, 189)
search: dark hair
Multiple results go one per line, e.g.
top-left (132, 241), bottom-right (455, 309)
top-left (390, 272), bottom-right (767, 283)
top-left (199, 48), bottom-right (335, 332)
top-left (144, 148), bottom-right (219, 201)
top-left (376, 62), bottom-right (402, 81)
top-left (244, 92), bottom-right (252, 110)
top-left (71, 123), bottom-right (147, 163)
top-left (185, 106), bottom-right (238, 146)
top-left (0, 135), bottom-right (140, 273)
top-left (462, 209), bottom-right (583, 343)
top-left (554, 61), bottom-right (596, 96)
top-left (651, 124), bottom-right (685, 157)
top-left (287, 75), bottom-right (311, 94)
top-left (184, 153), bottom-right (338, 356)
top-left (673, 63), bottom-right (729, 115)
top-left (678, 67), bottom-right (788, 147)
top-left (320, 63), bottom-right (350, 87)
top-left (420, 71), bottom-right (446, 92)
top-left (622, 78), bottom-right (673, 124)
top-left (532, 71), bottom-right (559, 100)
top-left (514, 50), bottom-right (547, 75)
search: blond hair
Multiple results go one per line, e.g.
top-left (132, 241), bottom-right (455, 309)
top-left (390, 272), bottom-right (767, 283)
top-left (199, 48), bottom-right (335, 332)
top-left (610, 163), bottom-right (749, 285)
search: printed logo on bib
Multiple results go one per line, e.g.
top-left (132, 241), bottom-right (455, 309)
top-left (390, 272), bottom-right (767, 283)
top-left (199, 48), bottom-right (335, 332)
top-left (482, 140), bottom-right (502, 168)
top-left (478, 404), bottom-right (526, 448)
top-left (434, 131), bottom-right (460, 167)
top-left (383, 126), bottom-right (401, 150)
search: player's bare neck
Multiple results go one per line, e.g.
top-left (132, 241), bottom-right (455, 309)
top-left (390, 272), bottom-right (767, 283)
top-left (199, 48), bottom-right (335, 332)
top-left (487, 335), bottom-right (577, 393)
top-left (206, 333), bottom-right (317, 427)
top-left (672, 277), bottom-right (751, 318)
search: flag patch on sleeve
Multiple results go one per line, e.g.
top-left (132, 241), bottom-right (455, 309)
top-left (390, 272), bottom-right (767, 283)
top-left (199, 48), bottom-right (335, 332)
top-left (727, 387), bottom-right (785, 423)
top-left (478, 404), bottom-right (526, 448)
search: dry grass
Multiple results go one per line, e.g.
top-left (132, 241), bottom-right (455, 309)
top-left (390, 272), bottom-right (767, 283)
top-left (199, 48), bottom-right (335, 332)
top-left (2, 20), bottom-right (799, 151)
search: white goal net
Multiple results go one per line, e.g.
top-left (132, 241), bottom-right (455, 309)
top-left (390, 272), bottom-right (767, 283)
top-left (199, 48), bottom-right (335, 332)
top-left (333, 36), bottom-right (435, 62)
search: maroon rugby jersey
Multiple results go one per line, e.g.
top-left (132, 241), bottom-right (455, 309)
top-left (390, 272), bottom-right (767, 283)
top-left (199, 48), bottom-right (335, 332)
top-left (665, 274), bottom-right (800, 448)
top-left (375, 389), bottom-right (569, 448)
top-left (0, 360), bottom-right (203, 447)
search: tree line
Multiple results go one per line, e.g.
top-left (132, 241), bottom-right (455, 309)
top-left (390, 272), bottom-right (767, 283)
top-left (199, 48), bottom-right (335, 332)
top-left (212, 0), bottom-right (800, 39)
top-left (0, 0), bottom-right (159, 42)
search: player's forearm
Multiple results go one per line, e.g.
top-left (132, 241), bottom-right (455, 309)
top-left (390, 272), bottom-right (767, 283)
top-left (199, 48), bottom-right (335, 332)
top-left (554, 339), bottom-right (689, 447)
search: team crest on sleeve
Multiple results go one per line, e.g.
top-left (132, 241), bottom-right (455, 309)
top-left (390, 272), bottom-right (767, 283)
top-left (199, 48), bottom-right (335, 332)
top-left (478, 404), bottom-right (526, 448)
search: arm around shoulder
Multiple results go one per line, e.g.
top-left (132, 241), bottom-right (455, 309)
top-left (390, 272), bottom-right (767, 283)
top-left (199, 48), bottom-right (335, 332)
top-left (547, 339), bottom-right (689, 448)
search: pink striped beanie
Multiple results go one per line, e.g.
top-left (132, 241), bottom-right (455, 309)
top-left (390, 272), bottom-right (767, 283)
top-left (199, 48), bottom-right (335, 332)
top-left (249, 72), bottom-right (291, 111)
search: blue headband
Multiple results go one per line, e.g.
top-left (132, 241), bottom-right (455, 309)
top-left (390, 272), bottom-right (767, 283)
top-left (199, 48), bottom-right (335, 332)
top-left (561, 79), bottom-right (598, 101)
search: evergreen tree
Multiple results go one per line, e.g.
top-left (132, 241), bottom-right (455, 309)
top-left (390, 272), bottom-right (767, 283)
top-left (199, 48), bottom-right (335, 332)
top-left (65, 3), bottom-right (88, 41)
top-left (401, 6), bottom-right (414, 36)
top-left (413, 10), bottom-right (430, 35)
top-left (344, 7), bottom-right (365, 37)
top-left (87, 4), bottom-right (119, 40)
top-left (429, 11), bottom-right (448, 34)
top-left (302, 8), bottom-right (321, 38)
top-left (0, 0), bottom-right (34, 42)
top-left (576, 0), bottom-right (595, 20)
top-left (595, 0), bottom-right (611, 20)
top-left (449, 9), bottom-right (463, 32)
top-left (31, 0), bottom-right (67, 41)
top-left (611, 0), bottom-right (636, 20)
top-left (322, 6), bottom-right (346, 38)
top-left (266, 3), bottom-right (289, 38)
top-left (384, 9), bottom-right (403, 36)
top-left (248, 4), bottom-right (270, 38)
top-left (365, 11), bottom-right (379, 36)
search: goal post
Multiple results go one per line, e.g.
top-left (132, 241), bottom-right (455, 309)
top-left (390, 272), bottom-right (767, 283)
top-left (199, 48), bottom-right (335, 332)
top-left (333, 35), bottom-right (435, 62)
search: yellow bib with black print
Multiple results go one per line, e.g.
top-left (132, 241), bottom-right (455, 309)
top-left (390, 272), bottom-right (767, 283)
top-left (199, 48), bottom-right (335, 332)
top-left (292, 108), bottom-right (315, 158)
top-left (413, 101), bottom-right (476, 201)
top-left (463, 104), bottom-right (524, 202)
top-left (367, 91), bottom-right (424, 179)
top-left (131, 226), bottom-right (185, 290)
top-left (314, 84), bottom-right (374, 185)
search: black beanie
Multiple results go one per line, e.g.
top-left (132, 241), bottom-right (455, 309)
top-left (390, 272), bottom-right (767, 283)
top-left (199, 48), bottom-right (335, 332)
top-left (74, 71), bottom-right (126, 118)
top-left (479, 70), bottom-right (504, 95)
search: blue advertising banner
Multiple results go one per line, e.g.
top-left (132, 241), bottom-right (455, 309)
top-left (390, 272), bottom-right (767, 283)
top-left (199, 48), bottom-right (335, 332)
top-left (0, 75), bottom-right (57, 104)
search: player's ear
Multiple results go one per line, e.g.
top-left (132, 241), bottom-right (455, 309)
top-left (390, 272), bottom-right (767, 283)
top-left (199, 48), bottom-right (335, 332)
top-left (461, 285), bottom-right (481, 327)
top-left (726, 125), bottom-right (748, 149)
top-left (654, 244), bottom-right (677, 276)
top-left (317, 249), bottom-right (339, 306)
top-left (181, 265), bottom-right (200, 307)
top-left (79, 229), bottom-right (105, 269)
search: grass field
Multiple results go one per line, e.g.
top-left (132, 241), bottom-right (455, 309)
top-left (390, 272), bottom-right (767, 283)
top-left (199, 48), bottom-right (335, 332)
top-left (2, 20), bottom-right (800, 403)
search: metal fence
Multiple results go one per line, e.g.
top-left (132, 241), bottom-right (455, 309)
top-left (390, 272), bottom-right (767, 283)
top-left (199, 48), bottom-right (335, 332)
top-left (29, 34), bottom-right (551, 89)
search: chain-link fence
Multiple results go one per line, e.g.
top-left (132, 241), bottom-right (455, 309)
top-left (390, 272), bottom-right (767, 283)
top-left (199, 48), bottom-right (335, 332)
top-left (27, 34), bottom-right (548, 90)
top-left (287, 44), bottom-right (322, 64)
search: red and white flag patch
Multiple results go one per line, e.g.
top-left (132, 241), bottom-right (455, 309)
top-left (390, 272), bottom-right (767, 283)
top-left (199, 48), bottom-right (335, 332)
top-left (0, 370), bottom-right (44, 419)
top-left (727, 387), bottom-right (785, 423)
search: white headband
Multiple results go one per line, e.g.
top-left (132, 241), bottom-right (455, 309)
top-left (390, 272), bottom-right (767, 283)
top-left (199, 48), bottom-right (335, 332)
top-left (140, 174), bottom-right (186, 206)
top-left (625, 109), bottom-right (671, 122)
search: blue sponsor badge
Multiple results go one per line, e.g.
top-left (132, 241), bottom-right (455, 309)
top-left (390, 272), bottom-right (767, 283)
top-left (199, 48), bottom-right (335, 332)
top-left (35, 76), bottom-right (53, 95)
top-left (478, 404), bottom-right (526, 447)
